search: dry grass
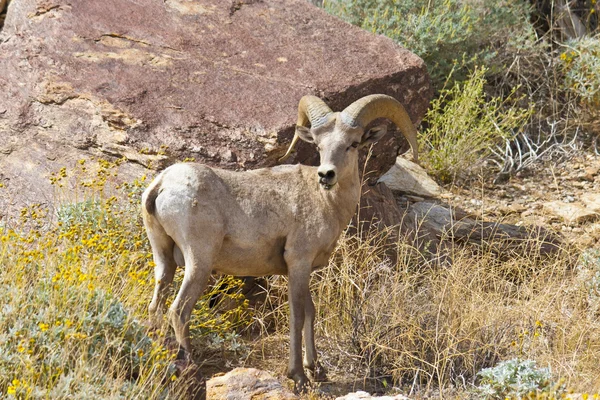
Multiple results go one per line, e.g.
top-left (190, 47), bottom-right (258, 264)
top-left (246, 224), bottom-right (600, 398)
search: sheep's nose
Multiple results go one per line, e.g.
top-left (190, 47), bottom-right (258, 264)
top-left (317, 165), bottom-right (337, 189)
top-left (318, 170), bottom-right (336, 179)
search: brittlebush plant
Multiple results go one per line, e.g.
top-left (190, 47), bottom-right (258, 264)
top-left (420, 66), bottom-right (533, 183)
top-left (0, 158), bottom-right (250, 398)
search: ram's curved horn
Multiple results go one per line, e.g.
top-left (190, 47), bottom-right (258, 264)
top-left (279, 96), bottom-right (333, 162)
top-left (341, 94), bottom-right (419, 162)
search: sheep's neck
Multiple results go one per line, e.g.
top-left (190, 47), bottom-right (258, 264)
top-left (322, 163), bottom-right (361, 225)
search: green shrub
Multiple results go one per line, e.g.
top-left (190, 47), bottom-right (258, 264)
top-left (325, 0), bottom-right (534, 88)
top-left (476, 358), bottom-right (565, 399)
top-left (419, 67), bottom-right (533, 183)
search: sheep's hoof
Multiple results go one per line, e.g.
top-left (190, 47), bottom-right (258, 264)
top-left (160, 335), bottom-right (180, 353)
top-left (288, 371), bottom-right (310, 394)
top-left (307, 362), bottom-right (328, 382)
top-left (175, 346), bottom-right (193, 363)
top-left (170, 360), bottom-right (206, 400)
top-left (172, 358), bottom-right (193, 374)
top-left (170, 354), bottom-right (196, 380)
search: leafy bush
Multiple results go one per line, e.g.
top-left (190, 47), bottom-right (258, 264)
top-left (560, 37), bottom-right (600, 119)
top-left (476, 358), bottom-right (564, 399)
top-left (325, 0), bottom-right (534, 88)
top-left (419, 67), bottom-right (533, 183)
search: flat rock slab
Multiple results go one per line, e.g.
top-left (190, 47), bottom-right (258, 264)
top-left (207, 368), bottom-right (296, 400)
top-left (0, 0), bottom-right (430, 218)
top-left (543, 201), bottom-right (599, 224)
top-left (581, 193), bottom-right (600, 213)
top-left (378, 156), bottom-right (441, 197)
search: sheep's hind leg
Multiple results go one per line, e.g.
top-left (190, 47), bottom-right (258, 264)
top-left (304, 294), bottom-right (328, 382)
top-left (168, 245), bottom-right (214, 361)
top-left (147, 227), bottom-right (177, 325)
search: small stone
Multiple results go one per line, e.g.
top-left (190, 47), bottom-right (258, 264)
top-left (521, 209), bottom-right (535, 218)
top-left (585, 166), bottom-right (599, 177)
top-left (222, 149), bottom-right (237, 163)
top-left (509, 203), bottom-right (527, 213)
top-left (579, 173), bottom-right (595, 182)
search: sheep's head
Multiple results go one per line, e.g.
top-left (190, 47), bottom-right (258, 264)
top-left (280, 94), bottom-right (419, 190)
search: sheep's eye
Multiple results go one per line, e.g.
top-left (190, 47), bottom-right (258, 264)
top-left (346, 142), bottom-right (360, 152)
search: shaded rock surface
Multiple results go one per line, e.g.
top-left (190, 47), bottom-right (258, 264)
top-left (207, 368), bottom-right (296, 400)
top-left (0, 0), bottom-right (431, 219)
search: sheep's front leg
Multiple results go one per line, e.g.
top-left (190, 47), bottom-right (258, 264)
top-left (304, 294), bottom-right (328, 382)
top-left (287, 263), bottom-right (311, 392)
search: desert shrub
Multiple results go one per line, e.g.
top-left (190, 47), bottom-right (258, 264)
top-left (325, 0), bottom-right (534, 88)
top-left (420, 67), bottom-right (533, 183)
top-left (560, 36), bottom-right (600, 130)
top-left (475, 358), bottom-right (564, 399)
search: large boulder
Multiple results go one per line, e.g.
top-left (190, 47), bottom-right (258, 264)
top-left (0, 0), bottom-right (431, 219)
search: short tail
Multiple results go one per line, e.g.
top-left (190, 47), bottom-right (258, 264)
top-left (143, 177), bottom-right (162, 216)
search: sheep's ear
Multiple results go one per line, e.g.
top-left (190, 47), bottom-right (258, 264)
top-left (360, 124), bottom-right (387, 147)
top-left (296, 125), bottom-right (315, 143)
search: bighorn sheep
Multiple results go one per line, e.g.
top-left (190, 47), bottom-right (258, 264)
top-left (142, 94), bottom-right (418, 391)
